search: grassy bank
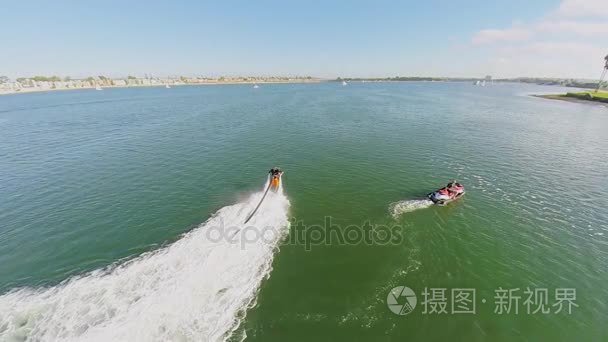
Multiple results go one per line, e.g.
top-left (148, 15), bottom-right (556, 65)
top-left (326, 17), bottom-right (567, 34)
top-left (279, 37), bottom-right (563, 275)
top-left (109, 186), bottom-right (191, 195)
top-left (535, 90), bottom-right (608, 105)
top-left (565, 91), bottom-right (608, 102)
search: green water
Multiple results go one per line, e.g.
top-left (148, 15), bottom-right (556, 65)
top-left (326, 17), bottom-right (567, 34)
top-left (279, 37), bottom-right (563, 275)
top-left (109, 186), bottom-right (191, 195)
top-left (0, 83), bottom-right (606, 341)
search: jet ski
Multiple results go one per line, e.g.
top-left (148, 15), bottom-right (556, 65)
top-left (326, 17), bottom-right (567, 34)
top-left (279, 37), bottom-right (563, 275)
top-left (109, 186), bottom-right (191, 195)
top-left (428, 182), bottom-right (465, 205)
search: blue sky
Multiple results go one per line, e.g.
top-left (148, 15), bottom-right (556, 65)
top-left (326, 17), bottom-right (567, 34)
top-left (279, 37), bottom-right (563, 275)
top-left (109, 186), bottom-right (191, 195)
top-left (1, 0), bottom-right (606, 79)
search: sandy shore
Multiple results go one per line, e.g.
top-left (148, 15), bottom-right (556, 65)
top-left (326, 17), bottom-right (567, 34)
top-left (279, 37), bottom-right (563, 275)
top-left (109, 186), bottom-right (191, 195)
top-left (532, 94), bottom-right (608, 107)
top-left (0, 80), bottom-right (323, 96)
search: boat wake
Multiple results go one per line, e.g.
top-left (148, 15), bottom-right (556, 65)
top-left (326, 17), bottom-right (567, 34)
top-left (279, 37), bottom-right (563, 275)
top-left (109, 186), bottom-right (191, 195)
top-left (0, 181), bottom-right (290, 342)
top-left (389, 199), bottom-right (434, 218)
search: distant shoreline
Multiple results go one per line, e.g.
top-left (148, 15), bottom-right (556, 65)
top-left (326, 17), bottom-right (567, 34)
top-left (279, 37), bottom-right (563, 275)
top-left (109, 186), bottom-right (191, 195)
top-left (0, 79), bottom-right (323, 96)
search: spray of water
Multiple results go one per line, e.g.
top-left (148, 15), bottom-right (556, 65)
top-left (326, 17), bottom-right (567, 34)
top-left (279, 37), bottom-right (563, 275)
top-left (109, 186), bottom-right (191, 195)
top-left (0, 180), bottom-right (290, 342)
top-left (389, 199), bottom-right (434, 218)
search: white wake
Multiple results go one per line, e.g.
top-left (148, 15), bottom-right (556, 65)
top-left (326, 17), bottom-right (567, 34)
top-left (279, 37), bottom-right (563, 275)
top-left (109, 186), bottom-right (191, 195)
top-left (389, 199), bottom-right (434, 218)
top-left (0, 181), bottom-right (290, 342)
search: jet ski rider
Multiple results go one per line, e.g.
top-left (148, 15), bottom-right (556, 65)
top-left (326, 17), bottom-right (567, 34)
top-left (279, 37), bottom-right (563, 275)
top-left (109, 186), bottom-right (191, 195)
top-left (447, 180), bottom-right (462, 196)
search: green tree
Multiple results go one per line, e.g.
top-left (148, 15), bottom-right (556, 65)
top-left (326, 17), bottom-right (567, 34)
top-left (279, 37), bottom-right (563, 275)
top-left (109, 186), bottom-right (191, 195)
top-left (596, 54), bottom-right (608, 92)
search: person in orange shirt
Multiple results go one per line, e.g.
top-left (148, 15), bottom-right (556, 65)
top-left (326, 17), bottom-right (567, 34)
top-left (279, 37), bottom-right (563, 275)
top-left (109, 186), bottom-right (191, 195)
top-left (269, 167), bottom-right (283, 190)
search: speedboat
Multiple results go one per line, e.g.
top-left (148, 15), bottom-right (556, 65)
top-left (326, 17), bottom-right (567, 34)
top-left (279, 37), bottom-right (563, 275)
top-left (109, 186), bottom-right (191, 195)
top-left (428, 183), bottom-right (465, 205)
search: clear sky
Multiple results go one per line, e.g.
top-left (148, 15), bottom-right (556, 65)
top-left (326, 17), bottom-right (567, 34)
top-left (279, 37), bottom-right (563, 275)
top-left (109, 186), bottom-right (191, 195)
top-left (1, 0), bottom-right (606, 79)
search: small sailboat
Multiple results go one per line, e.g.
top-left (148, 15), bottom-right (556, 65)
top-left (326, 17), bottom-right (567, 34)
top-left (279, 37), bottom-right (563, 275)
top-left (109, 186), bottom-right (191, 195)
top-left (165, 84), bottom-right (171, 89)
top-left (342, 80), bottom-right (348, 86)
top-left (95, 85), bottom-right (103, 90)
top-left (253, 84), bottom-right (259, 89)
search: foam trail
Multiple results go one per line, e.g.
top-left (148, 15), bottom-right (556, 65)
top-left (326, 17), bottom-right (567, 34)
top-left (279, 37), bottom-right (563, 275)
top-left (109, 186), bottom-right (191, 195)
top-left (389, 199), bottom-right (434, 218)
top-left (0, 181), bottom-right (290, 342)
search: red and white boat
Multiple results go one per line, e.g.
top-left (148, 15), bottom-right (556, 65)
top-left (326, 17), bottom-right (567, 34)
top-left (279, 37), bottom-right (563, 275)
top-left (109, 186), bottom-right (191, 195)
top-left (428, 183), bottom-right (465, 205)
